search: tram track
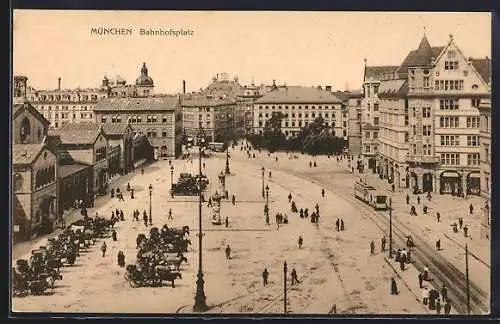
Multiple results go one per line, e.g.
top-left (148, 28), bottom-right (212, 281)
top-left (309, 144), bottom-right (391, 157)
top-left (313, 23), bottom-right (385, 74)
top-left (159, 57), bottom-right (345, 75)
top-left (286, 170), bottom-right (490, 315)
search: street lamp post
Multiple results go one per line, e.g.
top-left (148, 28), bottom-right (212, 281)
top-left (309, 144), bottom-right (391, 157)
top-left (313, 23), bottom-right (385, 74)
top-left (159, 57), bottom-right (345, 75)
top-left (148, 184), bottom-right (153, 226)
top-left (170, 165), bottom-right (174, 190)
top-left (225, 113), bottom-right (231, 175)
top-left (193, 129), bottom-right (208, 312)
top-left (465, 244), bottom-right (471, 315)
top-left (261, 167), bottom-right (265, 198)
top-left (283, 261), bottom-right (288, 314)
top-left (389, 197), bottom-right (393, 258)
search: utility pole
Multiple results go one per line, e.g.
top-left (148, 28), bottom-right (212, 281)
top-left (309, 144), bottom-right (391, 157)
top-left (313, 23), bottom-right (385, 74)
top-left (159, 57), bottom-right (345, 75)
top-left (466, 244), bottom-right (471, 315)
top-left (283, 261), bottom-right (287, 314)
top-left (389, 197), bottom-right (393, 258)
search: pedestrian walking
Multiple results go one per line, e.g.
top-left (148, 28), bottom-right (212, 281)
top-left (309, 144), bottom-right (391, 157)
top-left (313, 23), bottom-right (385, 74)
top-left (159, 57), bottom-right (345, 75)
top-left (232, 195), bottom-right (236, 205)
top-left (275, 156), bottom-right (278, 163)
top-left (262, 268), bottom-right (269, 286)
top-left (313, 161), bottom-right (317, 167)
top-left (417, 196), bottom-right (421, 205)
top-left (291, 268), bottom-right (299, 285)
top-left (112, 230), bottom-right (117, 242)
top-left (340, 219), bottom-right (344, 231)
top-left (423, 266), bottom-right (429, 281)
top-left (444, 301), bottom-right (451, 314)
top-left (269, 171), bottom-right (272, 178)
top-left (391, 184), bottom-right (395, 192)
top-left (309, 161), bottom-right (312, 168)
top-left (463, 225), bottom-right (469, 237)
top-left (458, 217), bottom-right (463, 229)
top-left (441, 284), bottom-right (448, 301)
top-left (101, 242), bottom-right (107, 257)
top-left (143, 211), bottom-right (148, 227)
top-left (225, 216), bottom-right (229, 228)
top-left (288, 193), bottom-right (292, 203)
top-left (418, 272), bottom-right (423, 288)
top-left (422, 287), bottom-right (429, 305)
top-left (436, 239), bottom-right (441, 251)
top-left (225, 244), bottom-right (231, 260)
top-left (336, 219), bottom-right (340, 231)
top-left (469, 204), bottom-right (474, 214)
top-left (203, 162), bottom-right (206, 169)
top-left (298, 236), bottom-right (303, 248)
top-left (141, 168), bottom-right (144, 175)
top-left (168, 208), bottom-right (173, 220)
top-left (120, 210), bottom-right (124, 221)
top-left (437, 212), bottom-right (440, 222)
top-left (406, 194), bottom-right (410, 204)
top-left (321, 189), bottom-right (325, 198)
top-left (208, 197), bottom-right (212, 207)
top-left (370, 241), bottom-right (375, 255)
top-left (390, 277), bottom-right (398, 295)
top-left (381, 236), bottom-right (386, 252)
top-left (436, 299), bottom-right (441, 314)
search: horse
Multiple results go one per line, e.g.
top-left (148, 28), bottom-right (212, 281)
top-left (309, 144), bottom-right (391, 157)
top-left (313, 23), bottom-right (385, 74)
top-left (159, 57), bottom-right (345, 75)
top-left (155, 267), bottom-right (182, 287)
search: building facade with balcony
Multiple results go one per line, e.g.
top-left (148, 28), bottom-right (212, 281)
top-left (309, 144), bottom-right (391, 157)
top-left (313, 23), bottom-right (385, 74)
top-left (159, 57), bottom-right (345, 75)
top-left (478, 98), bottom-right (491, 239)
top-left (362, 64), bottom-right (399, 169)
top-left (376, 34), bottom-right (490, 195)
top-left (253, 86), bottom-right (344, 140)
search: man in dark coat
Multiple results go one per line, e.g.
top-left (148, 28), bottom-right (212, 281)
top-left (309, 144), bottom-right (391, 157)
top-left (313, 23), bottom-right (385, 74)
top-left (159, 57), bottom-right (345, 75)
top-left (390, 277), bottom-right (398, 295)
top-left (143, 211), bottom-right (148, 227)
top-left (406, 194), bottom-right (410, 204)
top-left (340, 219), bottom-right (344, 231)
top-left (418, 272), bottom-right (423, 288)
top-left (298, 236), bottom-right (303, 248)
top-left (262, 268), bottom-right (269, 286)
top-left (370, 241), bottom-right (375, 255)
top-left (288, 193), bottom-right (292, 203)
top-left (336, 219), bottom-right (340, 231)
top-left (444, 301), bottom-right (451, 314)
top-left (291, 268), bottom-right (299, 285)
top-left (469, 204), bottom-right (474, 214)
top-left (381, 236), bottom-right (386, 252)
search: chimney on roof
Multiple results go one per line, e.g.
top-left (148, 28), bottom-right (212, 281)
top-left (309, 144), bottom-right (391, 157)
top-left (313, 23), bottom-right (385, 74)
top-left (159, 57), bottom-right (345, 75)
top-left (182, 80), bottom-right (186, 94)
top-left (58, 77), bottom-right (61, 91)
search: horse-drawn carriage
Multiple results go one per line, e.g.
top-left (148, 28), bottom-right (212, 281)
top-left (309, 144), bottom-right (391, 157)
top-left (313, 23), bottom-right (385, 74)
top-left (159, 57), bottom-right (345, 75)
top-left (172, 173), bottom-right (209, 196)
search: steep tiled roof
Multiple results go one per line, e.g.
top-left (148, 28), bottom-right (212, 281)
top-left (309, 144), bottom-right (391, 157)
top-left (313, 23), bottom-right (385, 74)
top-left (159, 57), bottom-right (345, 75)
top-left (12, 101), bottom-right (50, 126)
top-left (58, 162), bottom-right (91, 179)
top-left (13, 194), bottom-right (27, 221)
top-left (378, 79), bottom-right (408, 98)
top-left (365, 66), bottom-right (399, 80)
top-left (12, 144), bottom-right (45, 165)
top-left (255, 86), bottom-right (342, 104)
top-left (101, 123), bottom-right (134, 135)
top-left (94, 97), bottom-right (178, 112)
top-left (471, 58), bottom-right (491, 84)
top-left (181, 98), bottom-right (236, 107)
top-left (396, 36), bottom-right (444, 74)
top-left (56, 122), bottom-right (102, 145)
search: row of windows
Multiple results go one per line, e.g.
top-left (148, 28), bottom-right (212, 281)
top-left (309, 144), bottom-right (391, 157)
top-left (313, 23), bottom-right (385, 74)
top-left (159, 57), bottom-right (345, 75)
top-left (44, 112), bottom-right (94, 120)
top-left (39, 105), bottom-right (91, 111)
top-left (444, 61), bottom-right (459, 70)
top-left (367, 103), bottom-right (379, 111)
top-left (440, 153), bottom-right (481, 166)
top-left (36, 94), bottom-right (100, 102)
top-left (440, 135), bottom-right (460, 146)
top-left (258, 105), bottom-right (338, 110)
top-left (440, 99), bottom-right (459, 110)
top-left (258, 112), bottom-right (334, 119)
top-left (101, 115), bottom-right (170, 124)
top-left (440, 153), bottom-right (460, 165)
top-left (95, 147), bottom-right (107, 162)
top-left (439, 116), bottom-right (460, 128)
top-left (258, 121), bottom-right (336, 128)
top-left (435, 80), bottom-right (464, 91)
top-left (365, 131), bottom-right (379, 139)
top-left (146, 130), bottom-right (170, 138)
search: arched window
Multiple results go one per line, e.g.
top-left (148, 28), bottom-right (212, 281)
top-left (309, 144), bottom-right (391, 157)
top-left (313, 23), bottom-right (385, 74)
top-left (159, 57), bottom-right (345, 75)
top-left (14, 173), bottom-right (23, 191)
top-left (20, 117), bottom-right (31, 143)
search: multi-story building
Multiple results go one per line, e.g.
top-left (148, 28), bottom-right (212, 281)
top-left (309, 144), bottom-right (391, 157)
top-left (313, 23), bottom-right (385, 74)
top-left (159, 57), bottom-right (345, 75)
top-left (12, 100), bottom-right (58, 242)
top-left (94, 96), bottom-right (181, 158)
top-left (23, 63), bottom-right (156, 130)
top-left (253, 86), bottom-right (344, 139)
top-left (340, 90), bottom-right (363, 156)
top-left (377, 34), bottom-right (490, 195)
top-left (181, 98), bottom-right (236, 144)
top-left (362, 64), bottom-right (399, 169)
top-left (478, 98), bottom-right (491, 239)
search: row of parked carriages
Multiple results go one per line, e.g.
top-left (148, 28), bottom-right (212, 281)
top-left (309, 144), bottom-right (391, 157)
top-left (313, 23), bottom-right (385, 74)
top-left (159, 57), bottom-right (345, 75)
top-left (12, 216), bottom-right (117, 297)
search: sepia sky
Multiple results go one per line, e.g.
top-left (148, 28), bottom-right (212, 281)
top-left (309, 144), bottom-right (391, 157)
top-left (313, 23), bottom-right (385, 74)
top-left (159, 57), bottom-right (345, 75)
top-left (13, 11), bottom-right (491, 94)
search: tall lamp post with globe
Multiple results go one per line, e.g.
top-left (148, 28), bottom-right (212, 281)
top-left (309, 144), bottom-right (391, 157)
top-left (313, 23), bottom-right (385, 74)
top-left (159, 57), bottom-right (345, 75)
top-left (193, 127), bottom-right (208, 312)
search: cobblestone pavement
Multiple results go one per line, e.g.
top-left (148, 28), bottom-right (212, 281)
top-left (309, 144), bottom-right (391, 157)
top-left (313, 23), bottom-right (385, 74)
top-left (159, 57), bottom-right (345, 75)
top-left (12, 143), bottom-right (486, 314)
